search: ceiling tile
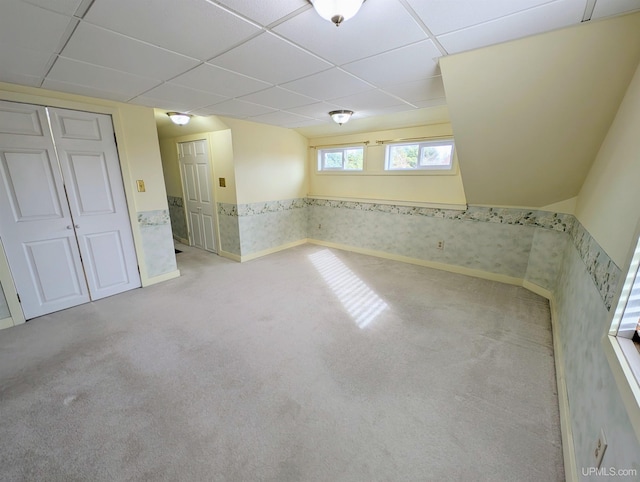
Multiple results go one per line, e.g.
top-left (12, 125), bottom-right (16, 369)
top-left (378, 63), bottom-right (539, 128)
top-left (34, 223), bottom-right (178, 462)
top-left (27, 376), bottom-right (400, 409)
top-left (383, 77), bottom-right (446, 104)
top-left (131, 83), bottom-right (228, 112)
top-left (42, 78), bottom-right (132, 102)
top-left (330, 89), bottom-right (409, 111)
top-left (21, 0), bottom-right (84, 15)
top-left (210, 32), bottom-right (332, 85)
top-left (248, 110), bottom-right (314, 127)
top-left (62, 23), bottom-right (199, 80)
top-left (1, 1), bottom-right (74, 53)
top-left (592, 0), bottom-right (640, 19)
top-left (437, 0), bottom-right (585, 54)
top-left (356, 104), bottom-right (419, 119)
top-left (239, 87), bottom-right (318, 110)
top-left (191, 99), bottom-right (276, 118)
top-left (274, 1), bottom-right (427, 65)
top-left (281, 68), bottom-right (373, 100)
top-left (1, 72), bottom-right (44, 88)
top-left (47, 57), bottom-right (159, 99)
top-left (84, 0), bottom-right (261, 60)
top-left (217, 0), bottom-right (308, 26)
top-left (288, 102), bottom-right (342, 120)
top-left (342, 40), bottom-right (442, 87)
top-left (406, 0), bottom-right (553, 36)
top-left (0, 46), bottom-right (52, 79)
top-left (172, 64), bottom-right (272, 98)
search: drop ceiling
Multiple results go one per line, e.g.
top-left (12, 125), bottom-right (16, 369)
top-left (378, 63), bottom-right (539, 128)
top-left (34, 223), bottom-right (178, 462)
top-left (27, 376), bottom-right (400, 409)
top-left (1, 0), bottom-right (639, 135)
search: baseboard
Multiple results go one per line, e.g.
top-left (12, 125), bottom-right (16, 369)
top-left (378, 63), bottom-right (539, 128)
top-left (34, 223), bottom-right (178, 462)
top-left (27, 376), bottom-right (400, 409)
top-left (173, 235), bottom-right (189, 245)
top-left (307, 238), bottom-right (524, 286)
top-left (523, 281), bottom-right (578, 482)
top-left (0, 316), bottom-right (14, 331)
top-left (219, 250), bottom-right (241, 262)
top-left (142, 269), bottom-right (181, 286)
top-left (240, 239), bottom-right (308, 262)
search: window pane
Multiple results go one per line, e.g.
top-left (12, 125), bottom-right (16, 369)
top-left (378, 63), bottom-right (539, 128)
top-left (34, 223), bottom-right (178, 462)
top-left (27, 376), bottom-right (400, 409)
top-left (389, 145), bottom-right (419, 169)
top-left (420, 144), bottom-right (453, 167)
top-left (344, 148), bottom-right (363, 170)
top-left (324, 151), bottom-right (343, 169)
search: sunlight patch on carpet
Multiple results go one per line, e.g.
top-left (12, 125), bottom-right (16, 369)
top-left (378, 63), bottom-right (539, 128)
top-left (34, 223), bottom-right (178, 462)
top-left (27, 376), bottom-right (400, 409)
top-left (309, 249), bottom-right (388, 329)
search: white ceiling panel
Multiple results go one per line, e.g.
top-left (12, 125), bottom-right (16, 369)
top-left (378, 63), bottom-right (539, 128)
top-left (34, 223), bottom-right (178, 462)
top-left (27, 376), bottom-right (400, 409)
top-left (0, 46), bottom-right (52, 79)
top-left (356, 104), bottom-right (419, 119)
top-left (193, 99), bottom-right (276, 118)
top-left (62, 23), bottom-right (200, 80)
top-left (406, 0), bottom-right (555, 36)
top-left (383, 77), bottom-right (446, 104)
top-left (281, 68), bottom-right (373, 100)
top-left (248, 110), bottom-right (314, 127)
top-left (342, 40), bottom-right (442, 87)
top-left (210, 32), bottom-right (332, 84)
top-left (438, 0), bottom-right (585, 54)
top-left (172, 64), bottom-right (271, 98)
top-left (47, 57), bottom-right (160, 98)
top-left (21, 0), bottom-right (85, 15)
top-left (330, 89), bottom-right (409, 111)
top-left (42, 78), bottom-right (133, 102)
top-left (274, 1), bottom-right (427, 65)
top-left (1, 1), bottom-right (73, 53)
top-left (131, 83), bottom-right (228, 112)
top-left (84, 0), bottom-right (261, 60)
top-left (288, 102), bottom-right (343, 120)
top-left (217, 0), bottom-right (309, 26)
top-left (592, 0), bottom-right (640, 19)
top-left (239, 87), bottom-right (318, 110)
top-left (1, 72), bottom-right (44, 88)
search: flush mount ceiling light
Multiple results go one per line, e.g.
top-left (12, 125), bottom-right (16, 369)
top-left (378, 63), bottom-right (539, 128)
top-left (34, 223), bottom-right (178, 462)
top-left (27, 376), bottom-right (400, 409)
top-left (329, 110), bottom-right (354, 125)
top-left (167, 112), bottom-right (191, 125)
top-left (309, 0), bottom-right (365, 27)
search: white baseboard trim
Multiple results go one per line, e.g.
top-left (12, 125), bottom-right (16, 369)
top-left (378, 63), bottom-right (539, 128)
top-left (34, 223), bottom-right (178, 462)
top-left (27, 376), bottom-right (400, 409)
top-left (0, 316), bottom-right (14, 331)
top-left (523, 281), bottom-right (577, 482)
top-left (219, 250), bottom-right (241, 262)
top-left (142, 269), bottom-right (181, 286)
top-left (307, 238), bottom-right (524, 286)
top-left (240, 239), bottom-right (308, 262)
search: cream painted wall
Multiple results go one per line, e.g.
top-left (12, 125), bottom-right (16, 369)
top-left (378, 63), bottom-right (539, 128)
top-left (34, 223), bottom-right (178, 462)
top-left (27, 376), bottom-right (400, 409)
top-left (308, 124), bottom-right (467, 207)
top-left (541, 197), bottom-right (577, 215)
top-left (159, 137), bottom-right (182, 198)
top-left (441, 12), bottom-right (640, 208)
top-left (575, 60), bottom-right (640, 267)
top-left (221, 117), bottom-right (308, 204)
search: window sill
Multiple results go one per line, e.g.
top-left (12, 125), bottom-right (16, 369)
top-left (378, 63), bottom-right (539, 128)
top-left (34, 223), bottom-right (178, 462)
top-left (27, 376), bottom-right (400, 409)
top-left (603, 334), bottom-right (640, 442)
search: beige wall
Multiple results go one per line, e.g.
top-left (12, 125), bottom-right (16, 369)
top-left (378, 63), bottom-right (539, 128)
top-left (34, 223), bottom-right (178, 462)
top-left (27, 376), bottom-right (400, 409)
top-left (221, 117), bottom-right (308, 204)
top-left (575, 59), bottom-right (640, 267)
top-left (308, 124), bottom-right (467, 207)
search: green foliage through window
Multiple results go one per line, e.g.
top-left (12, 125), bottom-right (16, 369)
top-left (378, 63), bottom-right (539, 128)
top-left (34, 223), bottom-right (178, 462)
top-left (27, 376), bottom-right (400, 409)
top-left (318, 146), bottom-right (364, 171)
top-left (386, 140), bottom-right (454, 171)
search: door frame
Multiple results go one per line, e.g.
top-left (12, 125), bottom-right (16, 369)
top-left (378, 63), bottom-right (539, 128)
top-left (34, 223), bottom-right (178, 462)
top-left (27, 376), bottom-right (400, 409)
top-left (175, 134), bottom-right (221, 254)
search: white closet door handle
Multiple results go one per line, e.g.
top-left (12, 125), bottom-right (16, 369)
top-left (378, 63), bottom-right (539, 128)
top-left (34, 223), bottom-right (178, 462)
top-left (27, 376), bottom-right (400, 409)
top-left (66, 225), bottom-right (80, 229)
top-left (66, 225), bottom-right (72, 230)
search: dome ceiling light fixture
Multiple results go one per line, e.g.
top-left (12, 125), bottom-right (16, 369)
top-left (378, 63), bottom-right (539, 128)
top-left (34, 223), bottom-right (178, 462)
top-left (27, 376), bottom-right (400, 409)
top-left (167, 112), bottom-right (191, 125)
top-left (329, 110), bottom-right (354, 125)
top-left (309, 0), bottom-right (365, 27)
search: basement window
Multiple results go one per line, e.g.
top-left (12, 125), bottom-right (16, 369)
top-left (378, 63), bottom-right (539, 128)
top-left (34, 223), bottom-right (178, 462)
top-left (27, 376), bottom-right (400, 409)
top-left (317, 146), bottom-right (364, 171)
top-left (605, 227), bottom-right (640, 440)
top-left (385, 139), bottom-right (454, 171)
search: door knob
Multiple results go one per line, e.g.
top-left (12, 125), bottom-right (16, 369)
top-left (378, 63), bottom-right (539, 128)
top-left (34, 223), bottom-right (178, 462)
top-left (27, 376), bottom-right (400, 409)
top-left (66, 225), bottom-right (80, 229)
top-left (66, 225), bottom-right (72, 230)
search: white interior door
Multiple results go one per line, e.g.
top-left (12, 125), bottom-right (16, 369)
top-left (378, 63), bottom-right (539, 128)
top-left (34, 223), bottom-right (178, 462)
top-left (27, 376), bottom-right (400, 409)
top-left (48, 108), bottom-right (141, 301)
top-left (0, 101), bottom-right (141, 320)
top-left (179, 140), bottom-right (217, 253)
top-left (0, 101), bottom-right (90, 319)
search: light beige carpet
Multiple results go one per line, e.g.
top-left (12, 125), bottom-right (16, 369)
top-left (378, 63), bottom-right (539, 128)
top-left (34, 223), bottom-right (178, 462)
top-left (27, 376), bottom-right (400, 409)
top-left (0, 243), bottom-right (564, 481)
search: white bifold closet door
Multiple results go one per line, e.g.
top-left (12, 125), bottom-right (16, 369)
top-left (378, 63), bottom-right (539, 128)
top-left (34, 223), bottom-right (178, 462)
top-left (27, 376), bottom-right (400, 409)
top-left (0, 101), bottom-right (140, 320)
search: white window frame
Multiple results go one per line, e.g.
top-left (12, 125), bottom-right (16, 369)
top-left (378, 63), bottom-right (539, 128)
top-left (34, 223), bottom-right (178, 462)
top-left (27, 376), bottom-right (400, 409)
top-left (317, 145), bottom-right (365, 172)
top-left (384, 139), bottom-right (455, 172)
top-left (604, 221), bottom-right (640, 441)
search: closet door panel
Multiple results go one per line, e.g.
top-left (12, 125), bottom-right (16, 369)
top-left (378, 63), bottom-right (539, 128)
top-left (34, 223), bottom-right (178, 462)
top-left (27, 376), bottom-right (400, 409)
top-left (0, 101), bottom-right (90, 319)
top-left (48, 108), bottom-right (141, 301)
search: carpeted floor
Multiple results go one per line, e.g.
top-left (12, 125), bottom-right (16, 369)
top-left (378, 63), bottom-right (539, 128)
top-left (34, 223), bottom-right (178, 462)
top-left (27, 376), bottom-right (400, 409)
top-left (0, 243), bottom-right (564, 481)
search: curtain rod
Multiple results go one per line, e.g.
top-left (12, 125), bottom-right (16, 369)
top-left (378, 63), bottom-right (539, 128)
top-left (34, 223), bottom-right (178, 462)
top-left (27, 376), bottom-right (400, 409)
top-left (309, 141), bottom-right (370, 149)
top-left (375, 136), bottom-right (453, 145)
